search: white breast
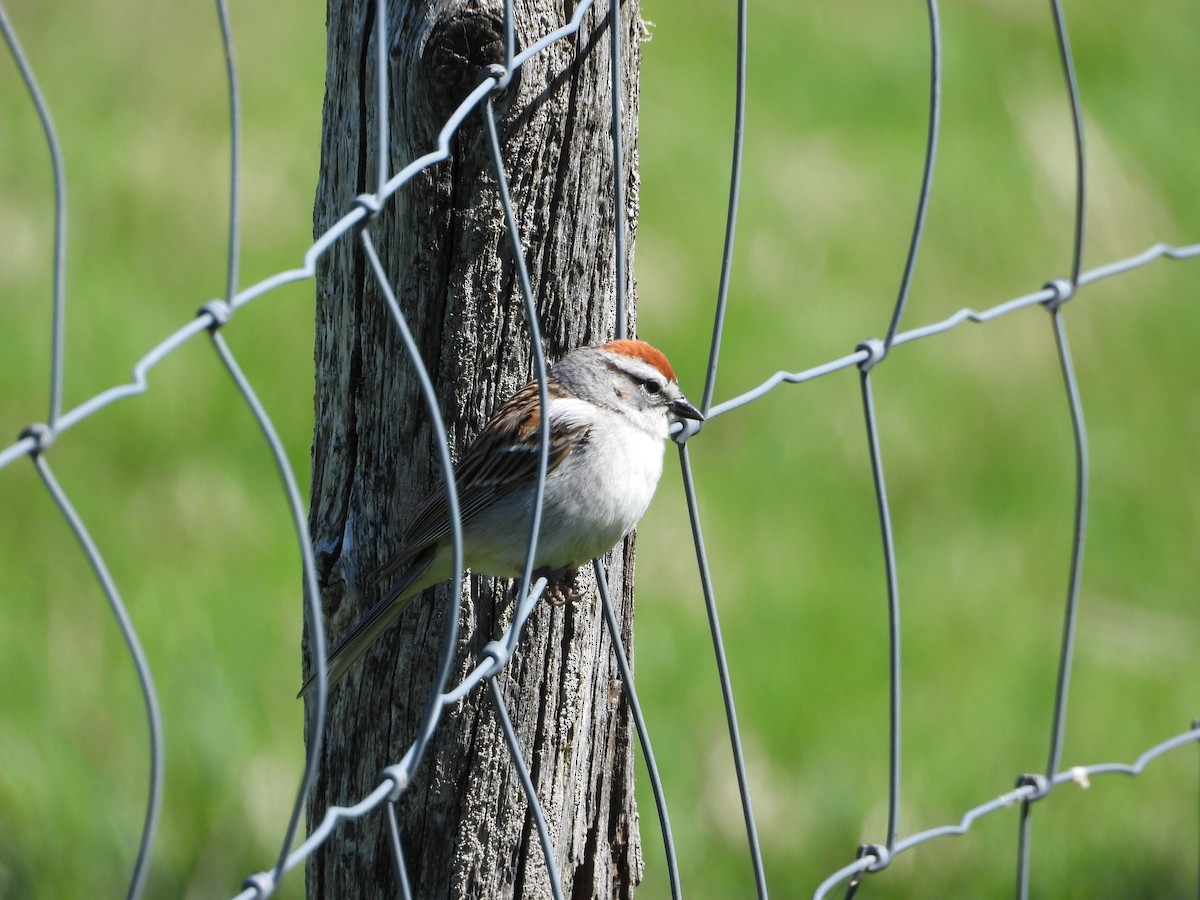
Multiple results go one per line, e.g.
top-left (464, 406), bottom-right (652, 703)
top-left (465, 400), bottom-right (667, 576)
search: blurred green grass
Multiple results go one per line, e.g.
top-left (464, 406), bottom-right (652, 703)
top-left (1, 1), bottom-right (1198, 897)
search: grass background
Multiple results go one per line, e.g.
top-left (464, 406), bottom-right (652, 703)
top-left (1, 0), bottom-right (1198, 897)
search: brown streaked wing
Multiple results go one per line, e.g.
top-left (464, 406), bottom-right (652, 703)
top-left (371, 381), bottom-right (589, 584)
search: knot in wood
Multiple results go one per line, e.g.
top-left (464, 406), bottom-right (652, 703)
top-left (418, 10), bottom-right (512, 121)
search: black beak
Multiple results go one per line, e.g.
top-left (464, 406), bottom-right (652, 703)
top-left (670, 396), bottom-right (704, 422)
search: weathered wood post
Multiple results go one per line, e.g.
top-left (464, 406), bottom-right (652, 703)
top-left (306, 1), bottom-right (644, 896)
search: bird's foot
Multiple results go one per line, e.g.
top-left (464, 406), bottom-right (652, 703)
top-left (537, 566), bottom-right (584, 607)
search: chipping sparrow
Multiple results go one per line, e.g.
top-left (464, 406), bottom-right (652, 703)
top-left (301, 338), bottom-right (702, 695)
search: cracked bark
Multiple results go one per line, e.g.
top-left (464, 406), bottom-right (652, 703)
top-left (306, 1), bottom-right (643, 897)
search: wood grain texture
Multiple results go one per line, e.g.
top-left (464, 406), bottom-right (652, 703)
top-left (306, 0), bottom-right (643, 896)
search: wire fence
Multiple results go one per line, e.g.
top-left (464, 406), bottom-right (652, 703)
top-left (2, 0), bottom-right (1198, 898)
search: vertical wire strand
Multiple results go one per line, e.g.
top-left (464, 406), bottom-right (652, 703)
top-left (1050, 0), bottom-right (1086, 288)
top-left (483, 93), bottom-right (565, 899)
top-left (211, 3), bottom-right (326, 884)
top-left (854, 0), bottom-right (942, 861)
top-left (1043, 309), bottom-right (1088, 779)
top-left (858, 368), bottom-right (902, 851)
top-left (385, 803), bottom-right (415, 900)
top-left (367, 13), bottom-right (416, 886)
top-left (30, 454), bottom-right (162, 900)
top-left (882, 0), bottom-right (941, 351)
top-left (593, 561), bottom-right (683, 900)
top-left (1016, 9), bottom-right (1090, 893)
top-left (484, 97), bottom-right (552, 628)
top-left (487, 677), bottom-right (566, 900)
top-left (1194, 720), bottom-right (1200, 900)
top-left (500, 0), bottom-right (515, 90)
top-left (373, 0), bottom-right (388, 194)
top-left (359, 229), bottom-right (464, 774)
top-left (609, 0), bottom-right (627, 338)
top-left (215, 0), bottom-right (241, 307)
top-left (205, 328), bottom-right (327, 889)
top-left (360, 0), bottom-right (481, 787)
top-left (0, 4), bottom-right (68, 428)
top-left (683, 0), bottom-right (759, 892)
top-left (699, 0), bottom-right (747, 414)
top-left (1015, 798), bottom-right (1034, 900)
top-left (679, 444), bottom-right (769, 897)
top-left (1044, 0), bottom-right (1088, 782)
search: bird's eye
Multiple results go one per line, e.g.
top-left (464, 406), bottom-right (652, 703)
top-left (641, 379), bottom-right (662, 395)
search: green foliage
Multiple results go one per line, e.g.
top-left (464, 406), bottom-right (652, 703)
top-left (1, 1), bottom-right (1197, 897)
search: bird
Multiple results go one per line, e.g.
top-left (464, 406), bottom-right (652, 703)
top-left (300, 338), bottom-right (703, 696)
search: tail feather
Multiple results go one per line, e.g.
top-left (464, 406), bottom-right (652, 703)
top-left (298, 547), bottom-right (438, 698)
